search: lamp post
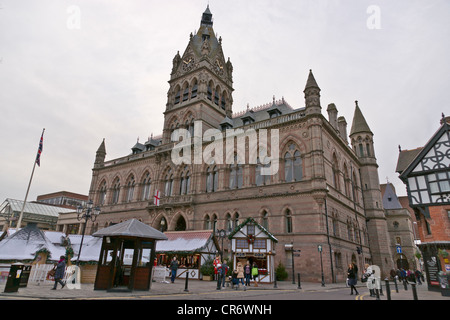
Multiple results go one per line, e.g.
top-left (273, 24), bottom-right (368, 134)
top-left (318, 245), bottom-right (325, 287)
top-left (76, 200), bottom-right (100, 266)
top-left (216, 229), bottom-right (228, 261)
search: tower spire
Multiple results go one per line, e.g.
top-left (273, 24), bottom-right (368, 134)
top-left (201, 4), bottom-right (213, 27)
top-left (350, 100), bottom-right (373, 136)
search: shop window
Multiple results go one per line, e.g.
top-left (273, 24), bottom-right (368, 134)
top-left (253, 239), bottom-right (266, 249)
top-left (236, 239), bottom-right (249, 249)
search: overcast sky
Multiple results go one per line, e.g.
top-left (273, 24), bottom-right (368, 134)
top-left (1, 0), bottom-right (449, 203)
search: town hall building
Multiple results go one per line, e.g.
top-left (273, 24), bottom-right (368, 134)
top-left (86, 6), bottom-right (394, 282)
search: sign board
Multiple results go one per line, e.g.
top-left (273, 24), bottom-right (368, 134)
top-left (396, 246), bottom-right (402, 254)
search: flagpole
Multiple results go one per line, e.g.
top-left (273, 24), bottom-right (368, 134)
top-left (16, 128), bottom-right (45, 230)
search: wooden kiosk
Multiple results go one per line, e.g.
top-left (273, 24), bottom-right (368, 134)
top-left (93, 219), bottom-right (167, 292)
top-left (228, 218), bottom-right (278, 283)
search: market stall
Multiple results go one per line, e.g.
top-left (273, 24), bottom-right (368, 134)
top-left (155, 230), bottom-right (219, 280)
top-left (228, 218), bottom-right (278, 283)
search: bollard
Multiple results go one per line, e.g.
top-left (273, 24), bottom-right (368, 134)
top-left (411, 283), bottom-right (418, 300)
top-left (184, 270), bottom-right (189, 292)
top-left (393, 277), bottom-right (399, 293)
top-left (273, 276), bottom-right (278, 289)
top-left (297, 273), bottom-right (302, 289)
top-left (385, 279), bottom-right (391, 300)
top-left (375, 288), bottom-right (380, 300)
top-left (216, 273), bottom-right (221, 290)
top-left (403, 279), bottom-right (408, 291)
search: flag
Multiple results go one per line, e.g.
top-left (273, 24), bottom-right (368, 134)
top-left (35, 129), bottom-right (44, 166)
top-left (154, 190), bottom-right (160, 206)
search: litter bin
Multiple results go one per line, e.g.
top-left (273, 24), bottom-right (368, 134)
top-left (4, 263), bottom-right (25, 293)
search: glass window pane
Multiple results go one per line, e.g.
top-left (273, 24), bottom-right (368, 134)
top-left (417, 176), bottom-right (426, 189)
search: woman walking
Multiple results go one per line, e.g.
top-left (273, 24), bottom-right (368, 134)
top-left (347, 263), bottom-right (359, 295)
top-left (244, 260), bottom-right (252, 287)
top-left (236, 262), bottom-right (245, 289)
top-left (51, 255), bottom-right (66, 290)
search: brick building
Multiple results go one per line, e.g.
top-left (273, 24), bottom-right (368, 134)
top-left (86, 6), bottom-right (394, 282)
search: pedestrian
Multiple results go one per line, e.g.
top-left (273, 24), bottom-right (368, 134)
top-left (244, 260), bottom-right (252, 287)
top-left (169, 256), bottom-right (178, 283)
top-left (236, 262), bottom-right (245, 289)
top-left (400, 268), bottom-right (407, 282)
top-left (390, 269), bottom-right (397, 281)
top-left (213, 254), bottom-right (221, 281)
top-left (231, 269), bottom-right (239, 289)
top-left (414, 269), bottom-right (422, 285)
top-left (51, 255), bottom-right (66, 290)
top-left (252, 262), bottom-right (259, 287)
top-left (363, 264), bottom-right (376, 297)
top-left (221, 259), bottom-right (229, 288)
top-left (347, 263), bottom-right (359, 295)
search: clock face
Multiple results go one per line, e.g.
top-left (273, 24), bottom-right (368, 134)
top-left (182, 56), bottom-right (195, 72)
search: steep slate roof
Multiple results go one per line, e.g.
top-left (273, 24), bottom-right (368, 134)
top-left (155, 230), bottom-right (218, 253)
top-left (396, 148), bottom-right (423, 174)
top-left (381, 183), bottom-right (403, 210)
top-left (350, 103), bottom-right (373, 136)
top-left (304, 69), bottom-right (320, 90)
top-left (93, 219), bottom-right (168, 240)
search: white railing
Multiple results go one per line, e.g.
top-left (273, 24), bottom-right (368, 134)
top-left (28, 264), bottom-right (78, 285)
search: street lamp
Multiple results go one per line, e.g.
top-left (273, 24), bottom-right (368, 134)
top-left (76, 200), bottom-right (100, 266)
top-left (216, 229), bottom-right (229, 261)
top-left (318, 245), bottom-right (325, 287)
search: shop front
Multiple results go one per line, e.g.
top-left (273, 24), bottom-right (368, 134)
top-left (228, 218), bottom-right (278, 283)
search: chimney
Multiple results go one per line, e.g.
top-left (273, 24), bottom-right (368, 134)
top-left (338, 116), bottom-right (348, 143)
top-left (327, 103), bottom-right (338, 130)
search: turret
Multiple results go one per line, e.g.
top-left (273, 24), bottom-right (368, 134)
top-left (303, 70), bottom-right (321, 115)
top-left (94, 139), bottom-right (106, 167)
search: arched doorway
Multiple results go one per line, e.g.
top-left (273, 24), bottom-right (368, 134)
top-left (396, 254), bottom-right (409, 270)
top-left (175, 215), bottom-right (186, 231)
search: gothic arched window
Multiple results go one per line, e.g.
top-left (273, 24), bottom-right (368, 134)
top-left (99, 180), bottom-right (107, 205)
top-left (112, 178), bottom-right (120, 204)
top-left (285, 209), bottom-right (293, 233)
top-left (165, 169), bottom-right (174, 196)
top-left (126, 175), bottom-right (135, 202)
top-left (141, 172), bottom-right (151, 201)
top-left (229, 155), bottom-right (243, 189)
top-left (284, 143), bottom-right (302, 182)
top-left (206, 166), bottom-right (218, 192)
top-left (180, 167), bottom-right (190, 195)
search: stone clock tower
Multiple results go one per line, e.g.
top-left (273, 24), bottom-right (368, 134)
top-left (163, 6), bottom-right (234, 144)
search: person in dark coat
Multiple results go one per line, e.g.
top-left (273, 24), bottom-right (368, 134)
top-left (347, 263), bottom-right (359, 295)
top-left (169, 257), bottom-right (178, 283)
top-left (52, 255), bottom-right (66, 290)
